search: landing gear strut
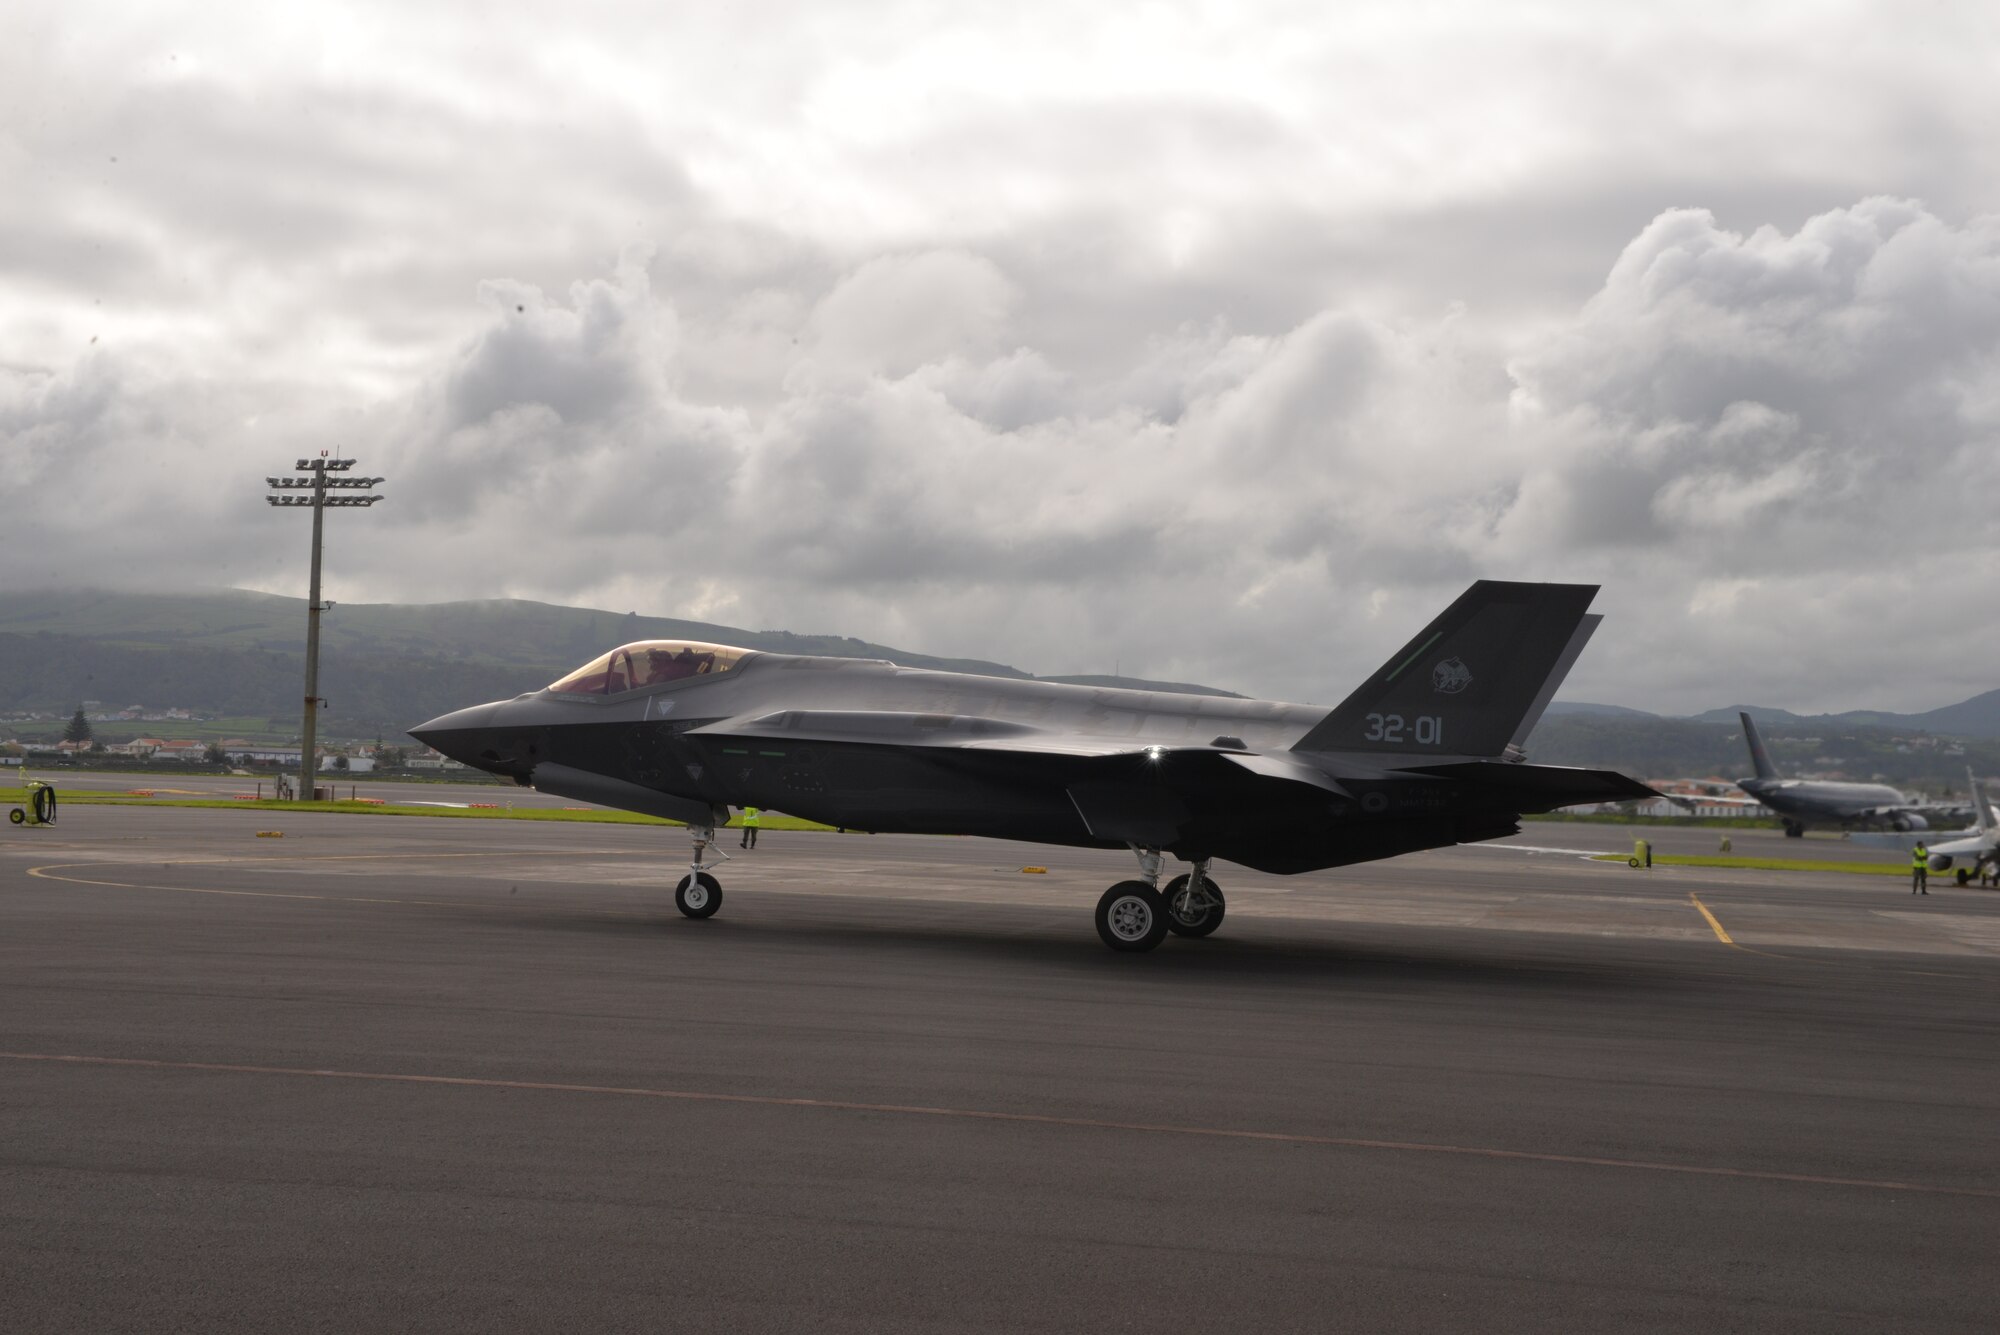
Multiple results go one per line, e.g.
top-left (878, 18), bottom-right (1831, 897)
top-left (1094, 847), bottom-right (1224, 952)
top-left (1163, 860), bottom-right (1225, 937)
top-left (675, 821), bottom-right (728, 919)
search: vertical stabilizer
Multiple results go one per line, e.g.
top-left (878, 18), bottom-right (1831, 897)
top-left (1291, 581), bottom-right (1599, 758)
top-left (1739, 712), bottom-right (1780, 781)
top-left (1970, 767), bottom-right (1996, 838)
top-left (1507, 614), bottom-right (1601, 754)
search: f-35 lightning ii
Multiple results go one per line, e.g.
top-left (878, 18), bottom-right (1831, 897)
top-left (412, 580), bottom-right (1653, 951)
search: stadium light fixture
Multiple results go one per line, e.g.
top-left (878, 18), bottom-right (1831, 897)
top-left (265, 451), bottom-right (386, 802)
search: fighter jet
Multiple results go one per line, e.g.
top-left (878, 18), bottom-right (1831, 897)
top-left (412, 580), bottom-right (1653, 951)
top-left (1920, 773), bottom-right (2000, 884)
top-left (1735, 712), bottom-right (1945, 838)
top-left (1852, 769), bottom-right (2000, 884)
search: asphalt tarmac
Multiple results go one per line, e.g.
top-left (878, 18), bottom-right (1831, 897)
top-left (5, 805), bottom-right (1997, 1332)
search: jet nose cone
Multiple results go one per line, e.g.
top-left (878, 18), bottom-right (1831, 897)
top-left (409, 703), bottom-right (501, 767)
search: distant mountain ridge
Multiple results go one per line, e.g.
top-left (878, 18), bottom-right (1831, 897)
top-left (0, 588), bottom-right (1241, 740)
top-left (0, 588), bottom-right (1027, 678)
top-left (2, 589), bottom-right (1991, 747)
top-left (1549, 693), bottom-right (2000, 740)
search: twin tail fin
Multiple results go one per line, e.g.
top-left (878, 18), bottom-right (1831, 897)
top-left (1291, 581), bottom-right (1599, 759)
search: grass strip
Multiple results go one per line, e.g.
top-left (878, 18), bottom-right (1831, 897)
top-left (0, 788), bottom-right (835, 831)
top-left (1590, 852), bottom-right (1906, 877)
top-left (1527, 812), bottom-right (1781, 829)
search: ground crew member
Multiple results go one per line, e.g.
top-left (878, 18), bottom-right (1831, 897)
top-left (740, 806), bottom-right (761, 850)
top-left (1911, 842), bottom-right (1929, 895)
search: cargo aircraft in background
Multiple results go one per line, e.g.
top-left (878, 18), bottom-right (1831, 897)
top-left (414, 581), bottom-right (1654, 951)
top-left (1735, 712), bottom-right (1961, 838)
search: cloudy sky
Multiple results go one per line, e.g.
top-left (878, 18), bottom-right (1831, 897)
top-left (6, 1), bottom-right (2000, 713)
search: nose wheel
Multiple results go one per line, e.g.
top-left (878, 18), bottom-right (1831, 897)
top-left (675, 820), bottom-right (729, 920)
top-left (676, 871), bottom-right (723, 919)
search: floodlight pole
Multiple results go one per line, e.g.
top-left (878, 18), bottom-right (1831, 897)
top-left (301, 469), bottom-right (327, 803)
top-left (266, 454), bottom-right (384, 803)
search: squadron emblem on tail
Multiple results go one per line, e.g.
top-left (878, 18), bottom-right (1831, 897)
top-left (1432, 657), bottom-right (1473, 694)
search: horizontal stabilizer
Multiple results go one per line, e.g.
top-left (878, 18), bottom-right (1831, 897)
top-left (1401, 760), bottom-right (1657, 812)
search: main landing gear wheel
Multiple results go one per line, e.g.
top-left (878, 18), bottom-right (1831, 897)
top-left (1162, 873), bottom-right (1225, 937)
top-left (1095, 881), bottom-right (1168, 952)
top-left (1957, 868), bottom-right (1972, 886)
top-left (1782, 821), bottom-right (1804, 839)
top-left (675, 871), bottom-right (722, 919)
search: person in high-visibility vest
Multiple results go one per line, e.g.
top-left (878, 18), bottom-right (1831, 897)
top-left (740, 806), bottom-right (761, 850)
top-left (1911, 842), bottom-right (1929, 895)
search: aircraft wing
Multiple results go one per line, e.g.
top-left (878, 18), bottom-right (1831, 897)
top-left (693, 710), bottom-right (1349, 784)
top-left (690, 710), bottom-right (1184, 758)
top-left (1666, 791), bottom-right (1767, 809)
top-left (693, 710), bottom-right (1647, 806)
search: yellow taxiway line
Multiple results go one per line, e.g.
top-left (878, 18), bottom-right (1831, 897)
top-left (1689, 892), bottom-right (1735, 945)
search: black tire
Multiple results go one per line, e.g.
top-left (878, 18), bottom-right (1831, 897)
top-left (675, 871), bottom-right (722, 919)
top-left (1161, 873), bottom-right (1225, 937)
top-left (1783, 822), bottom-right (1804, 839)
top-left (7, 808), bottom-right (22, 825)
top-left (1095, 881), bottom-right (1168, 952)
top-left (1957, 868), bottom-right (1972, 886)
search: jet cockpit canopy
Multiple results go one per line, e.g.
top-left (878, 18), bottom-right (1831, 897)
top-left (548, 640), bottom-right (754, 695)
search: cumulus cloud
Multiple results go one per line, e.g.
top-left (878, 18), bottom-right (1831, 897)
top-left (7, 6), bottom-right (2000, 716)
top-left (1498, 200), bottom-right (2000, 706)
top-left (11, 196), bottom-right (2000, 712)
top-left (808, 251), bottom-right (1019, 376)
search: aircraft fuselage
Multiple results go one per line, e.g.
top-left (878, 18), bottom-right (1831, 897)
top-left (412, 580), bottom-right (1654, 949)
top-left (414, 655), bottom-right (1543, 873)
top-left (1739, 777), bottom-right (1921, 831)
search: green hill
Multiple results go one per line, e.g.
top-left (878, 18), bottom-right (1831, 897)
top-left (0, 589), bottom-right (1027, 677)
top-left (0, 589), bottom-right (1229, 743)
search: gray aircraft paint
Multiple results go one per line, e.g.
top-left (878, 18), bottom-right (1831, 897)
top-left (414, 581), bottom-right (1653, 942)
top-left (1734, 711), bottom-right (1936, 836)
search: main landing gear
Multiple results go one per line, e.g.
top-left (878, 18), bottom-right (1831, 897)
top-left (1782, 820), bottom-right (1805, 839)
top-left (675, 821), bottom-right (728, 919)
top-left (1093, 847), bottom-right (1226, 952)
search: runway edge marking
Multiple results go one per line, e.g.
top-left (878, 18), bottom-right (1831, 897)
top-left (5, 1051), bottom-right (1995, 1202)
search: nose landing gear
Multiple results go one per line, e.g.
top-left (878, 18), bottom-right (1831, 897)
top-left (675, 821), bottom-right (729, 919)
